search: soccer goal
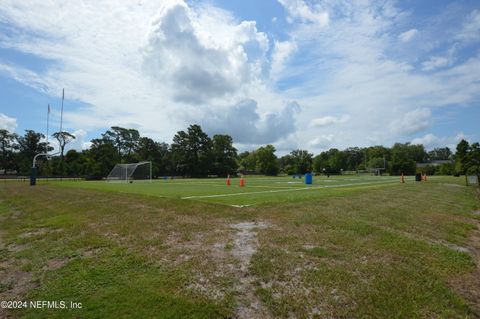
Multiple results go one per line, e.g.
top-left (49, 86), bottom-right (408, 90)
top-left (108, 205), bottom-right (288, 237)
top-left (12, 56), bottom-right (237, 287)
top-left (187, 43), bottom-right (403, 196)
top-left (106, 161), bottom-right (152, 183)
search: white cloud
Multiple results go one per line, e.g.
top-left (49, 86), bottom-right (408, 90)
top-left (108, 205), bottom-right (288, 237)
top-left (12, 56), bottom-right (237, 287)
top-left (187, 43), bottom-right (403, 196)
top-left (198, 99), bottom-right (300, 145)
top-left (0, 113), bottom-right (17, 132)
top-left (0, 0), bottom-right (290, 145)
top-left (309, 134), bottom-right (334, 149)
top-left (391, 108), bottom-right (431, 135)
top-left (398, 29), bottom-right (418, 42)
top-left (456, 9), bottom-right (480, 43)
top-left (0, 63), bottom-right (52, 94)
top-left (270, 40), bottom-right (297, 79)
top-left (422, 55), bottom-right (454, 71)
top-left (47, 129), bottom-right (89, 154)
top-left (422, 45), bottom-right (458, 71)
top-left (278, 0), bottom-right (329, 26)
top-left (275, 0), bottom-right (480, 150)
top-left (67, 129), bottom-right (89, 152)
top-left (411, 132), bottom-right (467, 150)
top-left (310, 115), bottom-right (350, 127)
top-left (142, 0), bottom-right (268, 104)
top-left (0, 0), bottom-right (478, 152)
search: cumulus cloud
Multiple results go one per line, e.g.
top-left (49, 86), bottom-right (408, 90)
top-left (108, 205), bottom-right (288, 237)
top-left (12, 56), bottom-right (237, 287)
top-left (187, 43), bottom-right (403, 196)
top-left (198, 99), bottom-right (300, 145)
top-left (310, 115), bottom-right (350, 127)
top-left (278, 0), bottom-right (329, 26)
top-left (142, 0), bottom-right (268, 104)
top-left (411, 132), bottom-right (467, 150)
top-left (0, 0), bottom-right (279, 144)
top-left (398, 29), bottom-right (418, 42)
top-left (270, 40), bottom-right (297, 79)
top-left (309, 134), bottom-right (334, 149)
top-left (1, 0), bottom-right (478, 152)
top-left (391, 108), bottom-right (431, 135)
top-left (67, 129), bottom-right (89, 152)
top-left (0, 113), bottom-right (17, 132)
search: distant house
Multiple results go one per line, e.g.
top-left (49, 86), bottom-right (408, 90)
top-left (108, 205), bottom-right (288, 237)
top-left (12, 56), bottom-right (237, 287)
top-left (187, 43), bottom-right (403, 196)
top-left (416, 160), bottom-right (454, 168)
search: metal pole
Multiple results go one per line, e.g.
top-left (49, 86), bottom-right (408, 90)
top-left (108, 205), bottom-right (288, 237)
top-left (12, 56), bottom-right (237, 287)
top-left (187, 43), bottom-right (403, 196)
top-left (60, 88), bottom-right (64, 133)
top-left (46, 104), bottom-right (50, 149)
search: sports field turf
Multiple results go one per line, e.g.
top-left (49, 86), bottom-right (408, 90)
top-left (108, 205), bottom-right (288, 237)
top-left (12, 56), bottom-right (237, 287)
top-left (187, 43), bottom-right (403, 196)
top-left (1, 175), bottom-right (479, 318)
top-left (52, 175), bottom-right (403, 206)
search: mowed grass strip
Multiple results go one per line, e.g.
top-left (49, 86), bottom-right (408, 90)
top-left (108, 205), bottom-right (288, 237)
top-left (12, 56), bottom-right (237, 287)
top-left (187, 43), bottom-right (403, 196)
top-left (0, 177), bottom-right (479, 318)
top-left (49, 175), bottom-right (402, 206)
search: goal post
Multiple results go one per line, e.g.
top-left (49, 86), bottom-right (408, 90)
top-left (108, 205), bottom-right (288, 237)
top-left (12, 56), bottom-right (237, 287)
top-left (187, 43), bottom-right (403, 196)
top-left (106, 161), bottom-right (152, 183)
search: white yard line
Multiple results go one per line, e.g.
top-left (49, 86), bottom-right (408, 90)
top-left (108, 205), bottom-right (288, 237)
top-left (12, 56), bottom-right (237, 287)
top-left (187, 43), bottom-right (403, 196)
top-left (181, 180), bottom-right (398, 199)
top-left (181, 187), bottom-right (302, 199)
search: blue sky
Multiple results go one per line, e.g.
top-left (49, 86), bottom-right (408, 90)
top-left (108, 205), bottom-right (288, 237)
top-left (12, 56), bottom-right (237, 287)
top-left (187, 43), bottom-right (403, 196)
top-left (0, 0), bottom-right (479, 154)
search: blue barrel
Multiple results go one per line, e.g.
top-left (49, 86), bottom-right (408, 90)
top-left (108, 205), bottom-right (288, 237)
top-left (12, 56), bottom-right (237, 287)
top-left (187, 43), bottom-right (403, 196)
top-left (305, 173), bottom-right (312, 185)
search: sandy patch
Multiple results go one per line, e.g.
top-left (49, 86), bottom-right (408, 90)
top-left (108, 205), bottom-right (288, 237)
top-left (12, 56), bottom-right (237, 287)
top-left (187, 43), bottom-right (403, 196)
top-left (230, 221), bottom-right (271, 319)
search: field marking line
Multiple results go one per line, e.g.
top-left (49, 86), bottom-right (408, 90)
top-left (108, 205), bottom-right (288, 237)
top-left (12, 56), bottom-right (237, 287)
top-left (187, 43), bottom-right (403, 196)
top-left (181, 180), bottom-right (398, 199)
top-left (181, 187), bottom-right (310, 199)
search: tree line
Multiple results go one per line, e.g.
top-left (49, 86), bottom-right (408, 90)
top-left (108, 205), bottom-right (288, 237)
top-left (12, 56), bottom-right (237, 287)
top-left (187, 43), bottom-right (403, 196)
top-left (0, 125), bottom-right (479, 178)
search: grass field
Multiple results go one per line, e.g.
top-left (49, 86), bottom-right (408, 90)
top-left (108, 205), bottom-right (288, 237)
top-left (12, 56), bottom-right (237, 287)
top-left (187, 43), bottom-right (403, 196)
top-left (52, 175), bottom-right (404, 206)
top-left (1, 175), bottom-right (479, 318)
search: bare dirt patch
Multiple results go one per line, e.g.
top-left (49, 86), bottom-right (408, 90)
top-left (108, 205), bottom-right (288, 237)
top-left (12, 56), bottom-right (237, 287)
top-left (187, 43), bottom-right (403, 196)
top-left (44, 258), bottom-right (68, 271)
top-left (6, 243), bottom-right (28, 253)
top-left (0, 266), bottom-right (37, 319)
top-left (230, 221), bottom-right (271, 319)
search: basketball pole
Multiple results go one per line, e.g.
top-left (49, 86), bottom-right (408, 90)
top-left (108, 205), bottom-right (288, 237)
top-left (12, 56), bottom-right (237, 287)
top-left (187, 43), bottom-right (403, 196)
top-left (46, 104), bottom-right (50, 148)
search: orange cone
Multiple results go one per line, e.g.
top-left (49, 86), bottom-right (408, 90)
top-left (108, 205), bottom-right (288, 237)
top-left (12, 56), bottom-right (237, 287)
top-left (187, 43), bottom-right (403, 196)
top-left (240, 176), bottom-right (245, 187)
top-left (227, 174), bottom-right (231, 186)
top-left (401, 173), bottom-right (405, 183)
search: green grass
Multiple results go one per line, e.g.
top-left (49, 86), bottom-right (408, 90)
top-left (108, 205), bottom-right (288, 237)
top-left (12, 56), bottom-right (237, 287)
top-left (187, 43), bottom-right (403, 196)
top-left (48, 175), bottom-right (414, 206)
top-left (0, 175), bottom-right (479, 318)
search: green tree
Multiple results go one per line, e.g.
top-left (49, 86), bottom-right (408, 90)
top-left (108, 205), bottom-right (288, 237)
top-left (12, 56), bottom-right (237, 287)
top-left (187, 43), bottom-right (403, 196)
top-left (84, 137), bottom-right (119, 178)
top-left (0, 129), bottom-right (16, 174)
top-left (211, 134), bottom-right (238, 176)
top-left (52, 131), bottom-right (76, 176)
top-left (368, 157), bottom-right (385, 170)
top-left (136, 137), bottom-right (172, 177)
top-left (103, 126), bottom-right (140, 161)
top-left (344, 147), bottom-right (363, 171)
top-left (256, 145), bottom-right (279, 176)
top-left (437, 163), bottom-right (454, 175)
top-left (238, 151), bottom-right (257, 173)
top-left (465, 142), bottom-right (480, 175)
top-left (327, 149), bottom-right (347, 174)
top-left (171, 124), bottom-right (213, 177)
top-left (52, 131), bottom-right (76, 160)
top-left (15, 130), bottom-right (51, 174)
top-left (390, 143), bottom-right (417, 175)
top-left (289, 149), bottom-right (313, 174)
top-left (313, 152), bottom-right (330, 174)
top-left (455, 139), bottom-right (470, 175)
top-left (279, 154), bottom-right (295, 174)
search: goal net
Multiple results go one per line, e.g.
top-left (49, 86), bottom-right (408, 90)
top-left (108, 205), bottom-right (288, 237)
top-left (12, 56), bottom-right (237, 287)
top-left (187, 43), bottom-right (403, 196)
top-left (106, 161), bottom-right (152, 182)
